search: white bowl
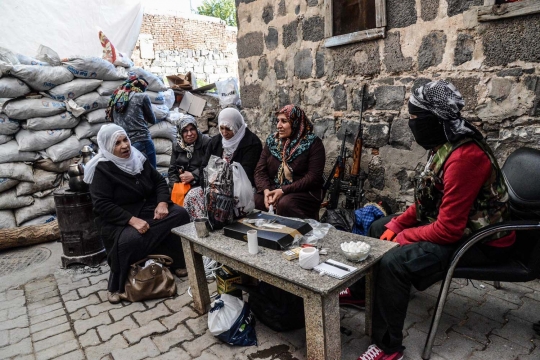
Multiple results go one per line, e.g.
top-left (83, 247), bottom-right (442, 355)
top-left (340, 243), bottom-right (371, 262)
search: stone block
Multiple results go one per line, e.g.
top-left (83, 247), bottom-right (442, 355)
top-left (77, 281), bottom-right (107, 298)
top-left (315, 51), bottom-right (325, 78)
top-left (27, 289), bottom-right (59, 303)
top-left (283, 21), bottom-right (298, 48)
top-left (390, 117), bottom-right (414, 150)
top-left (84, 334), bottom-right (128, 360)
top-left (412, 78), bottom-right (432, 94)
top-left (27, 296), bottom-right (60, 312)
top-left (333, 85), bottom-right (347, 110)
top-left (332, 41), bottom-right (380, 76)
top-left (365, 123), bottom-right (390, 148)
top-left (374, 86), bottom-right (405, 110)
top-left (34, 331), bottom-right (75, 352)
top-left (387, 0), bottom-right (417, 29)
top-left (352, 88), bottom-right (375, 111)
top-left (61, 290), bottom-right (79, 302)
top-left (258, 56), bottom-right (268, 80)
top-left (163, 292), bottom-right (192, 312)
top-left (294, 49), bottom-right (313, 79)
top-left (133, 303), bottom-right (171, 326)
top-left (183, 330), bottom-right (220, 358)
top-left (152, 324), bottom-right (194, 353)
top-left (8, 327), bottom-right (29, 345)
top-left (304, 82), bottom-right (323, 106)
top-left (384, 32), bottom-right (413, 73)
top-left (313, 118), bottom-right (335, 140)
top-left (274, 59), bottom-right (286, 80)
top-left (488, 78), bottom-right (513, 102)
top-left (78, 328), bottom-right (99, 348)
top-left (454, 33), bottom-right (475, 66)
top-left (482, 14), bottom-right (540, 67)
top-left (497, 68), bottom-right (523, 77)
top-left (0, 338), bottom-right (32, 359)
top-left (278, 0), bottom-right (286, 16)
top-left (0, 296), bottom-right (24, 311)
top-left (302, 16), bottom-right (324, 42)
top-left (98, 316), bottom-right (137, 342)
top-left (421, 0), bottom-right (439, 21)
top-left (262, 4), bottom-right (274, 24)
top-left (64, 294), bottom-right (100, 313)
top-left (73, 312), bottom-right (112, 335)
top-left (307, 0), bottom-right (318, 6)
top-left (32, 322), bottom-right (71, 342)
top-left (112, 338), bottom-right (160, 360)
top-left (265, 27), bottom-right (279, 51)
top-left (123, 320), bottom-right (167, 345)
top-left (69, 307), bottom-right (89, 321)
top-left (418, 31), bottom-right (447, 71)
top-left (447, 0), bottom-right (483, 17)
top-left (446, 77), bottom-right (478, 111)
top-left (27, 285), bottom-right (57, 297)
top-left (159, 306), bottom-right (198, 331)
top-left (36, 339), bottom-right (78, 360)
top-left (240, 83), bottom-right (262, 108)
top-left (237, 32), bottom-right (264, 58)
top-left (54, 350), bottom-right (85, 360)
top-left (368, 155), bottom-right (385, 190)
top-left (25, 277), bottom-right (56, 292)
top-left (277, 87), bottom-right (291, 108)
top-left (30, 315), bottom-right (68, 334)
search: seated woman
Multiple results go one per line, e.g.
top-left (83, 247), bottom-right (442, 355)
top-left (168, 116), bottom-right (211, 193)
top-left (254, 105), bottom-right (325, 220)
top-left (84, 124), bottom-right (190, 304)
top-left (184, 107), bottom-right (262, 220)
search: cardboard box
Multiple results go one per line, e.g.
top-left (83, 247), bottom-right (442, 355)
top-left (216, 266), bottom-right (242, 298)
top-left (179, 91), bottom-right (206, 117)
top-left (166, 73), bottom-right (192, 90)
top-left (223, 213), bottom-right (313, 250)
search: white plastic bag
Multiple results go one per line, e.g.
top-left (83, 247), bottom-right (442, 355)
top-left (208, 294), bottom-right (244, 336)
top-left (152, 103), bottom-right (170, 120)
top-left (215, 78), bottom-right (241, 107)
top-left (232, 162), bottom-right (255, 216)
top-left (63, 57), bottom-right (127, 81)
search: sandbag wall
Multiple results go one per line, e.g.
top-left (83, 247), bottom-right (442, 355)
top-left (0, 49), bottom-right (175, 232)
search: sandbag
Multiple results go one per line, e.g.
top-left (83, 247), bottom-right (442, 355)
top-left (129, 67), bottom-right (168, 92)
top-left (1, 64), bottom-right (74, 91)
top-left (3, 98), bottom-right (66, 119)
top-left (32, 188), bottom-right (57, 198)
top-left (0, 77), bottom-right (31, 98)
top-left (20, 214), bottom-right (56, 227)
top-left (72, 92), bottom-right (109, 114)
top-left (0, 178), bottom-right (19, 193)
top-left (0, 140), bottom-right (40, 164)
top-left (24, 112), bottom-right (80, 131)
top-left (149, 121), bottom-right (176, 142)
top-left (113, 52), bottom-right (134, 68)
top-left (74, 120), bottom-right (104, 140)
top-left (0, 162), bottom-right (34, 181)
top-left (84, 108), bottom-right (108, 124)
top-left (0, 135), bottom-right (12, 145)
top-left (15, 53), bottom-right (50, 66)
top-left (34, 156), bottom-right (80, 173)
top-left (16, 129), bottom-right (71, 151)
top-left (152, 104), bottom-right (170, 120)
top-left (46, 78), bottom-right (103, 101)
top-left (44, 136), bottom-right (91, 162)
top-left (156, 154), bottom-right (171, 167)
top-left (147, 91), bottom-right (165, 104)
top-left (0, 113), bottom-right (20, 135)
top-left (154, 138), bottom-right (172, 155)
top-left (96, 80), bottom-right (123, 96)
top-left (0, 209), bottom-right (16, 229)
top-left (63, 57), bottom-right (127, 81)
top-left (14, 194), bottom-right (55, 226)
top-left (16, 169), bottom-right (62, 196)
top-left (0, 188), bottom-right (34, 210)
top-left (156, 166), bottom-right (169, 180)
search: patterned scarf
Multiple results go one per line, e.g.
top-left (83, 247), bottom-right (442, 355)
top-left (105, 75), bottom-right (149, 121)
top-left (267, 105), bottom-right (316, 187)
top-left (176, 116), bottom-right (198, 159)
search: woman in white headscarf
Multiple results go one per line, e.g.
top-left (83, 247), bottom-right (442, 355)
top-left (85, 124), bottom-right (190, 304)
top-left (183, 107), bottom-right (262, 220)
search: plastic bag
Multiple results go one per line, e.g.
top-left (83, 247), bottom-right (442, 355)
top-left (215, 77), bottom-right (241, 107)
top-left (204, 155), bottom-right (235, 230)
top-left (208, 294), bottom-right (257, 346)
top-left (232, 162), bottom-right (255, 217)
top-left (171, 182), bottom-right (191, 206)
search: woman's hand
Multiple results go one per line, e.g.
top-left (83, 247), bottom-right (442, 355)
top-left (179, 171), bottom-right (194, 184)
top-left (380, 229), bottom-right (397, 241)
top-left (129, 216), bottom-right (150, 234)
top-left (263, 189), bottom-right (271, 209)
top-left (268, 189), bottom-right (284, 205)
top-left (154, 202), bottom-right (169, 220)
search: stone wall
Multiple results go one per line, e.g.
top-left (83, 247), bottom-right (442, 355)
top-left (235, 0), bottom-right (540, 211)
top-left (132, 13), bottom-right (238, 85)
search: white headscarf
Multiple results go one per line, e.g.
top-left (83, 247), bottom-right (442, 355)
top-left (218, 108), bottom-right (246, 157)
top-left (83, 124), bottom-right (147, 184)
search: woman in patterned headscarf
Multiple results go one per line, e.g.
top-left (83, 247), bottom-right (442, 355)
top-left (254, 104), bottom-right (325, 220)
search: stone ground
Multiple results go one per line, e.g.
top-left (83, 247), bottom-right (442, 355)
top-left (0, 242), bottom-right (539, 360)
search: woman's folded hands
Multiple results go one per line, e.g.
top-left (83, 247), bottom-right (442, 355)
top-left (263, 188), bottom-right (284, 209)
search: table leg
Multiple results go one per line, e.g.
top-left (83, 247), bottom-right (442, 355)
top-left (365, 266), bottom-right (375, 339)
top-left (303, 291), bottom-right (341, 360)
top-left (181, 238), bottom-right (211, 314)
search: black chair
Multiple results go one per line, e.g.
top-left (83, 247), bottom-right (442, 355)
top-left (421, 147), bottom-right (540, 359)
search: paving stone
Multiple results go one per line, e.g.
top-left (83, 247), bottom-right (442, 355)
top-left (110, 302), bottom-right (146, 321)
top-left (98, 316), bottom-right (137, 341)
top-left (27, 297), bottom-right (61, 311)
top-left (111, 337), bottom-right (160, 360)
top-left (30, 315), bottom-right (68, 334)
top-left (123, 320), bottom-right (167, 345)
top-left (30, 308), bottom-right (64, 326)
top-left (74, 312), bottom-right (112, 335)
top-left (57, 278), bottom-right (90, 295)
top-left (452, 282), bottom-right (490, 303)
top-left (0, 314), bottom-right (28, 331)
top-left (471, 294), bottom-right (519, 323)
top-left (2, 306), bottom-right (26, 321)
top-left (84, 334), bottom-right (128, 359)
top-left (519, 344), bottom-right (540, 360)
top-left (432, 329), bottom-right (484, 359)
top-left (442, 292), bottom-right (479, 320)
top-left (25, 277), bottom-right (55, 292)
top-left (26, 285), bottom-right (57, 297)
top-left (493, 314), bottom-right (536, 350)
top-left (193, 350), bottom-right (220, 360)
top-left (12, 354), bottom-right (36, 360)
top-left (183, 330), bottom-right (220, 358)
top-left (143, 297), bottom-right (167, 309)
top-left (152, 323), bottom-right (194, 352)
top-left (65, 294), bottom-right (100, 313)
top-left (414, 312), bottom-right (460, 341)
top-left (0, 296), bottom-right (25, 311)
top-left (97, 290), bottom-right (108, 302)
top-left (452, 312), bottom-right (503, 345)
top-left (53, 350), bottom-right (85, 360)
top-left (469, 333), bottom-right (529, 360)
top-left (28, 302), bottom-right (63, 317)
top-left (133, 302), bottom-right (171, 326)
top-left (489, 282), bottom-right (533, 305)
top-left (79, 328), bottom-right (100, 347)
top-left (60, 290), bottom-right (79, 302)
top-left (509, 297), bottom-right (540, 323)
top-left (403, 311), bottom-right (427, 332)
top-left (148, 348), bottom-right (191, 360)
top-left (0, 337), bottom-right (32, 359)
top-left (0, 330), bottom-right (7, 347)
top-left (69, 307), bottom-right (90, 321)
top-left (86, 300), bottom-right (122, 317)
top-left (35, 339), bottom-right (78, 360)
top-left (277, 327), bottom-right (306, 350)
top-left (27, 289), bottom-right (59, 303)
top-left (407, 291), bottom-right (435, 318)
top-left (32, 322), bottom-right (71, 342)
top-left (77, 280), bottom-right (108, 298)
top-left (185, 314), bottom-right (209, 336)
top-left (207, 342), bottom-right (254, 360)
top-left (525, 290), bottom-right (540, 302)
top-left (89, 272), bottom-right (109, 285)
top-left (34, 330), bottom-right (75, 352)
top-left (9, 327), bottom-right (30, 344)
top-left (160, 306), bottom-right (198, 330)
top-left (164, 293), bottom-right (193, 312)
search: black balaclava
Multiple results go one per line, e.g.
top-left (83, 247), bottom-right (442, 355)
top-left (408, 102), bottom-right (448, 150)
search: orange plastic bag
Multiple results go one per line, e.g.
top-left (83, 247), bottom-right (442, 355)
top-left (171, 183), bottom-right (191, 206)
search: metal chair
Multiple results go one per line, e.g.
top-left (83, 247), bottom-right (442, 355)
top-left (421, 147), bottom-right (540, 360)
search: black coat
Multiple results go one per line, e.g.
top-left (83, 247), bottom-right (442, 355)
top-left (201, 128), bottom-right (263, 186)
top-left (168, 133), bottom-right (211, 189)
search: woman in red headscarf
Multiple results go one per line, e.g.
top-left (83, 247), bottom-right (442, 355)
top-left (254, 105), bottom-right (326, 220)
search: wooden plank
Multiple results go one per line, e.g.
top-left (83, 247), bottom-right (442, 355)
top-left (0, 220), bottom-right (60, 251)
top-left (478, 0), bottom-right (540, 22)
top-left (375, 0), bottom-right (387, 27)
top-left (324, 27), bottom-right (385, 48)
top-left (324, 0), bottom-right (333, 38)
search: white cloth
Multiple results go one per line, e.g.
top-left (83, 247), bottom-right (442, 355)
top-left (83, 124), bottom-right (146, 183)
top-left (218, 108), bottom-right (246, 157)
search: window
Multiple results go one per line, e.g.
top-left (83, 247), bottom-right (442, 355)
top-left (324, 0), bottom-right (386, 48)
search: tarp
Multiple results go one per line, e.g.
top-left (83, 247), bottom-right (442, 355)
top-left (0, 0), bottom-right (143, 58)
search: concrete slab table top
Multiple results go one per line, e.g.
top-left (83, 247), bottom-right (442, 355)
top-left (172, 221), bottom-right (398, 360)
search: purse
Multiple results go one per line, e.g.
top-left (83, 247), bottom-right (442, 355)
top-left (171, 182), bottom-right (191, 206)
top-left (120, 255), bottom-right (177, 302)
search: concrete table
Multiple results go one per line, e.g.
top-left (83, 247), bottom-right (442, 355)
top-left (172, 223), bottom-right (398, 360)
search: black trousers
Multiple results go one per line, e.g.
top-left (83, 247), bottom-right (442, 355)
top-left (351, 215), bottom-right (512, 354)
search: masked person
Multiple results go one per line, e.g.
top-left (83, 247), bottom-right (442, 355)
top-left (254, 105), bottom-right (325, 219)
top-left (85, 124), bottom-right (190, 304)
top-left (356, 80), bottom-right (515, 360)
top-left (106, 75), bottom-right (158, 168)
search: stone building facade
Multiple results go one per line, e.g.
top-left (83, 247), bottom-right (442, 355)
top-left (132, 12), bottom-right (238, 85)
top-left (235, 0), bottom-right (540, 211)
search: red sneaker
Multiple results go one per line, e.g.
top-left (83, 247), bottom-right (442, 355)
top-left (357, 345), bottom-right (404, 360)
top-left (339, 288), bottom-right (365, 309)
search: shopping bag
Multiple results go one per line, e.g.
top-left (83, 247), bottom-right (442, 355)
top-left (171, 182), bottom-right (191, 206)
top-left (232, 162), bottom-right (255, 217)
top-left (208, 294), bottom-right (257, 346)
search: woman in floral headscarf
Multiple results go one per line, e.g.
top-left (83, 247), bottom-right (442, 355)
top-left (254, 104), bottom-right (325, 220)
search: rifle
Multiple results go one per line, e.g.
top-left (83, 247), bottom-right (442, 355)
top-left (322, 129), bottom-right (349, 209)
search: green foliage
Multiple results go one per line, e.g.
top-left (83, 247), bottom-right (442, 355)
top-left (196, 0), bottom-right (237, 27)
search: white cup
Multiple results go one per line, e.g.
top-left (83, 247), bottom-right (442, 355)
top-left (299, 247), bottom-right (320, 269)
top-left (247, 230), bottom-right (258, 255)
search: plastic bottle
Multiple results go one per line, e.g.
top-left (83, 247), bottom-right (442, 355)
top-left (268, 205), bottom-right (274, 214)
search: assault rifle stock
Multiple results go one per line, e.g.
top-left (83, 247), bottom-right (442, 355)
top-left (322, 129), bottom-right (349, 209)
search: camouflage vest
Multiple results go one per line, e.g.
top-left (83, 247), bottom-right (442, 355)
top-left (414, 138), bottom-right (511, 240)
